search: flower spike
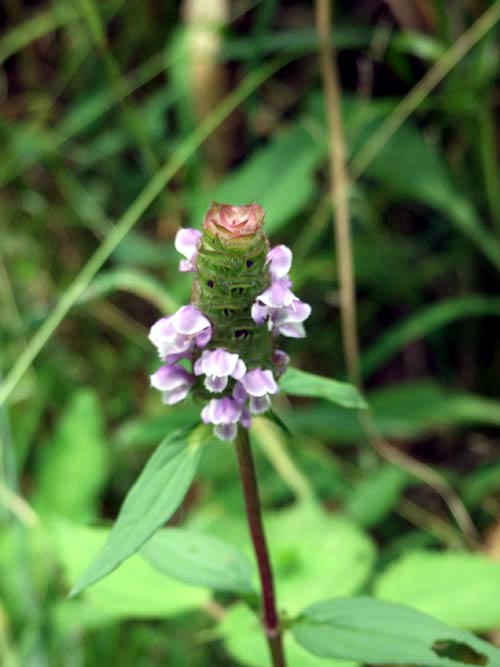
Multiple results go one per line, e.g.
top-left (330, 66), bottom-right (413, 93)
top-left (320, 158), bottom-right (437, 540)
top-left (149, 202), bottom-right (311, 441)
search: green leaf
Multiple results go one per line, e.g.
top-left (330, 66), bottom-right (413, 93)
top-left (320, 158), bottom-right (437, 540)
top-left (70, 426), bottom-right (208, 596)
top-left (52, 520), bottom-right (208, 620)
top-left (344, 464), bottom-right (409, 528)
top-left (220, 603), bottom-right (355, 667)
top-left (141, 527), bottom-right (255, 594)
top-left (374, 551), bottom-right (500, 631)
top-left (292, 597), bottom-right (500, 667)
top-left (280, 368), bottom-right (367, 410)
top-left (33, 388), bottom-right (109, 521)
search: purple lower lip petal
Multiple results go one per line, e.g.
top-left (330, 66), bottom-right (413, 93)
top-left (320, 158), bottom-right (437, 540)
top-left (242, 368), bottom-right (278, 397)
top-left (204, 375), bottom-right (228, 393)
top-left (279, 322), bottom-right (306, 338)
top-left (162, 385), bottom-right (191, 405)
top-left (214, 423), bottom-right (238, 441)
top-left (249, 395), bottom-right (271, 414)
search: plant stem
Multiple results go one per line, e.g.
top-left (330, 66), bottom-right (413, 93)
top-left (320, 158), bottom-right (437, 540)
top-left (235, 427), bottom-right (286, 667)
top-left (315, 0), bottom-right (361, 387)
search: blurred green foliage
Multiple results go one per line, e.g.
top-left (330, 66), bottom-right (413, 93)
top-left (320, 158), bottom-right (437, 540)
top-left (1, 1), bottom-right (500, 666)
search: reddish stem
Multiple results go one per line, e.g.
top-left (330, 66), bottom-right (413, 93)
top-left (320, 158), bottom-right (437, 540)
top-left (235, 427), bottom-right (286, 667)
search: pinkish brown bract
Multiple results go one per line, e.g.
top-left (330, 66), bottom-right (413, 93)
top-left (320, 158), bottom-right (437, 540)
top-left (203, 201), bottom-right (265, 239)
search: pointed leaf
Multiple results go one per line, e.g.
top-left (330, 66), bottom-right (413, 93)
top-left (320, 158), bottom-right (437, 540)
top-left (71, 426), bottom-right (208, 596)
top-left (53, 520), bottom-right (208, 621)
top-left (374, 551), bottom-right (500, 631)
top-left (280, 368), bottom-right (367, 410)
top-left (292, 597), bottom-right (500, 667)
top-left (141, 527), bottom-right (255, 594)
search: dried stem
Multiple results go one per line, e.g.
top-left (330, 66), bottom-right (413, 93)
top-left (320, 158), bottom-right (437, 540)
top-left (315, 0), bottom-right (477, 545)
top-left (315, 0), bottom-right (361, 387)
top-left (235, 427), bottom-right (286, 667)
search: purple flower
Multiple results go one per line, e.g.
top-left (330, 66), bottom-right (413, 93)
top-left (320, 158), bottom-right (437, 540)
top-left (175, 228), bottom-right (201, 272)
top-left (251, 293), bottom-right (311, 338)
top-left (267, 245), bottom-right (292, 281)
top-left (150, 364), bottom-right (195, 405)
top-left (149, 306), bottom-right (212, 359)
top-left (274, 300), bottom-right (312, 338)
top-left (194, 348), bottom-right (246, 393)
top-left (201, 397), bottom-right (250, 441)
top-left (240, 368), bottom-right (279, 415)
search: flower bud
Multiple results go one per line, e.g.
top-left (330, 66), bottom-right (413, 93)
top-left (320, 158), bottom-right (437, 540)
top-left (203, 202), bottom-right (265, 241)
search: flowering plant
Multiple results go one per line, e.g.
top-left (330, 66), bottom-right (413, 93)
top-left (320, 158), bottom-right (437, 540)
top-left (68, 204), bottom-right (498, 667)
top-left (149, 202), bottom-right (311, 442)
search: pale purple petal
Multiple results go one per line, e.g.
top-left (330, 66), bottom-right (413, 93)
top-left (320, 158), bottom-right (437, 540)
top-left (150, 308), bottom-right (212, 357)
top-left (149, 322), bottom-right (192, 358)
top-left (179, 258), bottom-right (195, 272)
top-left (165, 351), bottom-right (192, 364)
top-left (204, 375), bottom-right (228, 393)
top-left (231, 358), bottom-right (247, 380)
top-left (195, 349), bottom-right (246, 386)
top-left (211, 397), bottom-right (241, 424)
top-left (150, 364), bottom-right (194, 405)
top-left (172, 305), bottom-right (211, 335)
top-left (175, 228), bottom-right (201, 260)
top-left (249, 395), bottom-right (271, 414)
top-left (242, 369), bottom-right (279, 397)
top-left (257, 281), bottom-right (296, 309)
top-left (195, 326), bottom-right (212, 348)
top-left (251, 302), bottom-right (268, 325)
top-left (278, 322), bottom-right (306, 338)
top-left (193, 356), bottom-right (204, 376)
top-left (276, 300), bottom-right (312, 324)
top-left (214, 423), bottom-right (238, 441)
top-left (267, 245), bottom-right (292, 280)
top-left (148, 317), bottom-right (175, 348)
top-left (204, 397), bottom-right (241, 425)
top-left (201, 404), bottom-right (211, 424)
top-left (279, 275), bottom-right (293, 289)
top-left (233, 382), bottom-right (248, 405)
top-left (162, 385), bottom-right (191, 405)
top-left (150, 364), bottom-right (193, 391)
top-left (203, 349), bottom-right (239, 377)
top-left (194, 349), bottom-right (213, 376)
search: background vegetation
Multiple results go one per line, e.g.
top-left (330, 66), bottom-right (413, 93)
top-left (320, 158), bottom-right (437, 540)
top-left (1, 1), bottom-right (500, 666)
